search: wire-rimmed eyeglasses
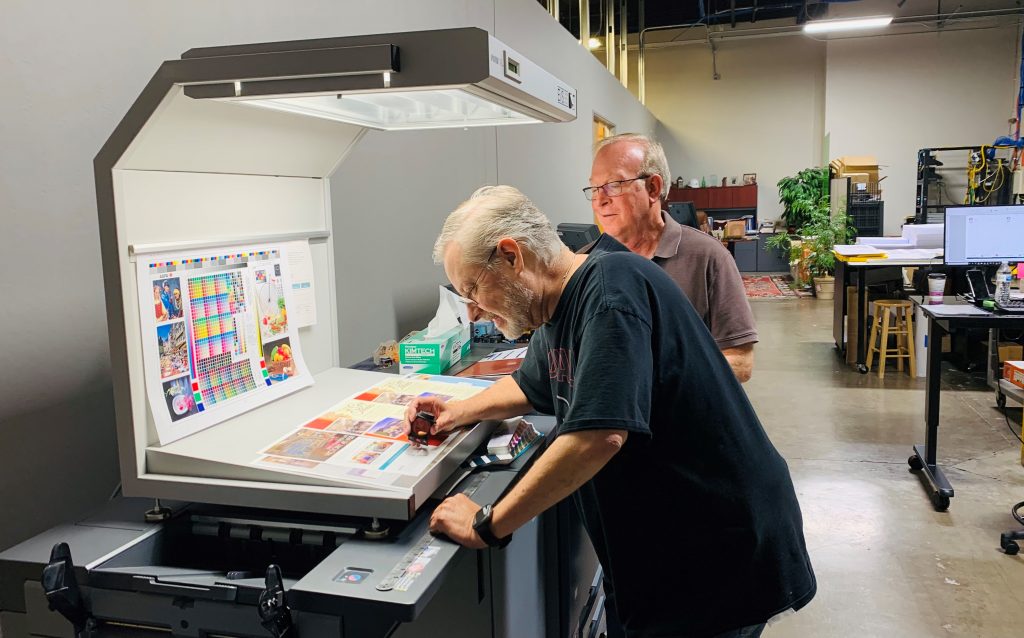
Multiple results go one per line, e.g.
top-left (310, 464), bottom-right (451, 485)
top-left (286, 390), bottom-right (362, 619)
top-left (582, 175), bottom-right (649, 201)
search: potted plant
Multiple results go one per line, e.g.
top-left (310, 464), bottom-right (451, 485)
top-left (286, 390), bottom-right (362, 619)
top-left (777, 167), bottom-right (829, 233)
top-left (798, 198), bottom-right (856, 300)
top-left (764, 231), bottom-right (807, 287)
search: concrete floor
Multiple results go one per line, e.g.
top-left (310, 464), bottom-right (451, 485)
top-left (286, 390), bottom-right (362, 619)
top-left (745, 297), bottom-right (1024, 637)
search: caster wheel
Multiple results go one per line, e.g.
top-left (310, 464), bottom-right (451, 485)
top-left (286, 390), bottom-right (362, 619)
top-left (1001, 534), bottom-right (1020, 555)
top-left (908, 455), bottom-right (923, 472)
top-left (931, 493), bottom-right (950, 512)
top-left (857, 364), bottom-right (869, 374)
top-left (997, 393), bottom-right (1007, 409)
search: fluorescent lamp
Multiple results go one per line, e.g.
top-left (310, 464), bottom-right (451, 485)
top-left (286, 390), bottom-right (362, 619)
top-left (803, 16), bottom-right (893, 34)
top-left (588, 37), bottom-right (602, 50)
top-left (241, 88), bottom-right (540, 131)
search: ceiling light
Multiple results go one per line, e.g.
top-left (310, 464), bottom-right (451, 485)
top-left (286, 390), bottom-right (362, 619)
top-left (803, 16), bottom-right (893, 34)
top-left (588, 37), bottom-right (602, 50)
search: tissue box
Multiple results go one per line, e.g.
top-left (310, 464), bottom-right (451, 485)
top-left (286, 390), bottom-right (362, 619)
top-left (399, 324), bottom-right (471, 374)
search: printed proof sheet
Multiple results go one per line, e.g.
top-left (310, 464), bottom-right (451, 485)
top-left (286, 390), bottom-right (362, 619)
top-left (252, 375), bottom-right (490, 489)
top-left (137, 244), bottom-right (312, 444)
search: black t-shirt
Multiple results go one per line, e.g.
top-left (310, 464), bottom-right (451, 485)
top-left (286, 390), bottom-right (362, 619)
top-left (512, 235), bottom-right (815, 637)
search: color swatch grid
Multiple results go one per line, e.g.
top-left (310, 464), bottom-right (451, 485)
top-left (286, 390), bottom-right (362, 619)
top-left (148, 250), bottom-right (280, 275)
top-left (195, 360), bottom-right (259, 405)
top-left (188, 272), bottom-right (246, 359)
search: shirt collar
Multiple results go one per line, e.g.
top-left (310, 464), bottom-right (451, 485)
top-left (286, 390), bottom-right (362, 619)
top-left (653, 209), bottom-right (682, 260)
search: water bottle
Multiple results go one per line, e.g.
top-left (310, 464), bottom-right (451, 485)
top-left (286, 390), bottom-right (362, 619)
top-left (996, 261), bottom-right (1012, 304)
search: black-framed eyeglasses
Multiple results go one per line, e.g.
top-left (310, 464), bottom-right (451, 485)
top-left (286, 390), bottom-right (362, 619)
top-left (582, 174), bottom-right (649, 201)
top-left (454, 246), bottom-right (498, 305)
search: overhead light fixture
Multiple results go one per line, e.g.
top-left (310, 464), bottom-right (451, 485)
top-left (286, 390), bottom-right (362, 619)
top-left (803, 16), bottom-right (893, 34)
top-left (588, 37), bottom-right (602, 50)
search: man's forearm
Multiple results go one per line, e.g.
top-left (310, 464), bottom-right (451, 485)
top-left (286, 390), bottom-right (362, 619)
top-left (490, 429), bottom-right (626, 538)
top-left (721, 343), bottom-right (754, 383)
top-left (450, 376), bottom-right (534, 426)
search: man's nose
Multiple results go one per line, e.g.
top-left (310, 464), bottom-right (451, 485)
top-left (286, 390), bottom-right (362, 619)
top-left (467, 303), bottom-right (484, 322)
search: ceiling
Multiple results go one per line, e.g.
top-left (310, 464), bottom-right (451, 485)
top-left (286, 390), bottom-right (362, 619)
top-left (548, 0), bottom-right (1023, 38)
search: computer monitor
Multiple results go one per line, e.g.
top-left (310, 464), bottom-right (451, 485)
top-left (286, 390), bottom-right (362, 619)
top-left (943, 205), bottom-right (1024, 265)
top-left (667, 201), bottom-right (700, 229)
top-left (556, 223), bottom-right (601, 251)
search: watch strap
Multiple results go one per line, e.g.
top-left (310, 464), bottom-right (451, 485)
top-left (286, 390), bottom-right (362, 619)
top-left (473, 504), bottom-right (512, 548)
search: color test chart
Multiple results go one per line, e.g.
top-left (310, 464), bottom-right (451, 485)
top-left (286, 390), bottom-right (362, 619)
top-left (137, 243), bottom-right (312, 445)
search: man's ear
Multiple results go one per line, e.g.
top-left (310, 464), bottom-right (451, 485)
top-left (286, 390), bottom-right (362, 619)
top-left (496, 237), bottom-right (523, 272)
top-left (647, 174), bottom-right (664, 202)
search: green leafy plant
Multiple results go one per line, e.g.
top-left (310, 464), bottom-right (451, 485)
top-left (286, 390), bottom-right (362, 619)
top-left (777, 167), bottom-right (829, 231)
top-left (798, 197), bottom-right (856, 278)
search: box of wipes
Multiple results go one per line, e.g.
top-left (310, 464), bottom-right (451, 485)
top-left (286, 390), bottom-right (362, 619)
top-left (399, 286), bottom-right (471, 374)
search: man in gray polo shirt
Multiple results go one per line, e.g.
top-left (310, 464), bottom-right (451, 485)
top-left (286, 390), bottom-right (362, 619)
top-left (586, 133), bottom-right (757, 381)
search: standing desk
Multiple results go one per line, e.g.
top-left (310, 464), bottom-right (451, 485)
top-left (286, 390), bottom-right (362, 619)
top-left (907, 296), bottom-right (1024, 511)
top-left (834, 254), bottom-right (943, 373)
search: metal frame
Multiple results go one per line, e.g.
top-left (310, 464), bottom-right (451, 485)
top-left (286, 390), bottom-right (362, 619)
top-left (94, 28), bottom-right (574, 521)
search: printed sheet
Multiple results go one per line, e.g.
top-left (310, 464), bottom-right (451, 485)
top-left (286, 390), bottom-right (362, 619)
top-left (137, 244), bottom-right (312, 445)
top-left (252, 375), bottom-right (491, 489)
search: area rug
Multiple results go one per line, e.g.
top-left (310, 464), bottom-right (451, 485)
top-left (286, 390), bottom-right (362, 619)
top-left (743, 275), bottom-right (799, 299)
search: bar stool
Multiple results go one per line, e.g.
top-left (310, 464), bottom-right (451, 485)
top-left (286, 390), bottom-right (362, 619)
top-left (865, 300), bottom-right (916, 379)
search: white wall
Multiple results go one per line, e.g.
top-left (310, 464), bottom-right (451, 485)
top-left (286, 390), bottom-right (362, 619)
top-left (640, 17), bottom-right (1019, 234)
top-left (643, 35), bottom-right (827, 221)
top-left (825, 26), bottom-right (1020, 232)
top-left (0, 0), bottom-right (653, 550)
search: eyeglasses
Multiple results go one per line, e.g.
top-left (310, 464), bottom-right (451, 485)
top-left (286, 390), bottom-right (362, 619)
top-left (454, 246), bottom-right (498, 305)
top-left (582, 174), bottom-right (649, 201)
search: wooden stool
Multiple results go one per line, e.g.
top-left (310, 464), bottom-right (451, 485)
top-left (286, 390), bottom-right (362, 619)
top-left (865, 300), bottom-right (916, 379)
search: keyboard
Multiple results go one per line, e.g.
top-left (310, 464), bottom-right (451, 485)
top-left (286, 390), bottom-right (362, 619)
top-left (994, 298), bottom-right (1024, 314)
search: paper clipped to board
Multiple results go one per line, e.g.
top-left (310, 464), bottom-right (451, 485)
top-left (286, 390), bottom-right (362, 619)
top-left (136, 243), bottom-right (312, 445)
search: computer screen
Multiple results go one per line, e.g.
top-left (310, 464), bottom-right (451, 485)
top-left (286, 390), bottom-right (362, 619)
top-left (556, 223), bottom-right (601, 252)
top-left (667, 201), bottom-right (700, 229)
top-left (943, 205), bottom-right (1024, 265)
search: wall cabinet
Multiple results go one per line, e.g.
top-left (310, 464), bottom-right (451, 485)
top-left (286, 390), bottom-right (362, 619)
top-left (668, 184), bottom-right (757, 212)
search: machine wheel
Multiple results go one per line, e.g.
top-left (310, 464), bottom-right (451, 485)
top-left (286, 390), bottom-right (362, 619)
top-left (908, 455), bottom-right (923, 472)
top-left (932, 493), bottom-right (950, 512)
top-left (1002, 540), bottom-right (1019, 555)
top-left (997, 393), bottom-right (1007, 409)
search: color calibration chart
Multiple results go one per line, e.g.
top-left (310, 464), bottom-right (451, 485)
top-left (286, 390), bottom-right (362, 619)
top-left (137, 243), bottom-right (312, 445)
top-left (251, 375), bottom-right (491, 489)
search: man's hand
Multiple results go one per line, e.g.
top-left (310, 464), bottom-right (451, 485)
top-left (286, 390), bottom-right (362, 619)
top-left (429, 494), bottom-right (486, 549)
top-left (403, 396), bottom-right (463, 437)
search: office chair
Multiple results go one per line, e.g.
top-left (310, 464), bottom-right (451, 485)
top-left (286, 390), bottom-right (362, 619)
top-left (1000, 500), bottom-right (1024, 555)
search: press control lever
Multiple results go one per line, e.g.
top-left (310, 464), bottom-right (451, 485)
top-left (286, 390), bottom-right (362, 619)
top-left (258, 564), bottom-right (295, 638)
top-left (41, 542), bottom-right (96, 637)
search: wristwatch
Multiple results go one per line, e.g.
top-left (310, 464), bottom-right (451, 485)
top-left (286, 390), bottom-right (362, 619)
top-left (472, 504), bottom-right (512, 548)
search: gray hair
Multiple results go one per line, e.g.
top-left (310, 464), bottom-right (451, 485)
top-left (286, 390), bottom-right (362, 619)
top-left (594, 133), bottom-right (671, 199)
top-left (433, 185), bottom-right (563, 269)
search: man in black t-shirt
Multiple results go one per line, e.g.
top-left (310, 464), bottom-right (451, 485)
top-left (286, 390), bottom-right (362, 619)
top-left (405, 185), bottom-right (815, 638)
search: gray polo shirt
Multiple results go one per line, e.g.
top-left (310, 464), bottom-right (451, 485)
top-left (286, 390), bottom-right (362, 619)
top-left (653, 211), bottom-right (758, 349)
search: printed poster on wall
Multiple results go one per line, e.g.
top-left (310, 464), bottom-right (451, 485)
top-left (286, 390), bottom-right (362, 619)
top-left (137, 243), bottom-right (312, 445)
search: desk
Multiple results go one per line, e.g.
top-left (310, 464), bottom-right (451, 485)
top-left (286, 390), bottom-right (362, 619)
top-left (834, 254), bottom-right (943, 373)
top-left (908, 296), bottom-right (1024, 511)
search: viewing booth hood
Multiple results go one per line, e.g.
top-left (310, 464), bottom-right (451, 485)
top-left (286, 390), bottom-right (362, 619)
top-left (94, 27), bottom-right (577, 522)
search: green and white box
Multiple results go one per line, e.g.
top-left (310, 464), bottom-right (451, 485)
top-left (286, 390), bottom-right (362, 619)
top-left (399, 324), bottom-right (471, 374)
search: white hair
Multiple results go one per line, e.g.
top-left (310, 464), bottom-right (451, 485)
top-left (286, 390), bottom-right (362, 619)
top-left (594, 133), bottom-right (672, 199)
top-left (433, 185), bottom-right (563, 269)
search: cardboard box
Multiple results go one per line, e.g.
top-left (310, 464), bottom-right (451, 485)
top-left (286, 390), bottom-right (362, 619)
top-left (998, 342), bottom-right (1024, 363)
top-left (1004, 360), bottom-right (1024, 390)
top-left (830, 155), bottom-right (881, 192)
top-left (398, 323), bottom-right (471, 374)
top-left (845, 286), bottom-right (860, 365)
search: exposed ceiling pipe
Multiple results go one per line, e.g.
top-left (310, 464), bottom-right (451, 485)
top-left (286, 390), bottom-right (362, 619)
top-left (637, 4), bottom-right (802, 103)
top-left (637, 5), bottom-right (1023, 105)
